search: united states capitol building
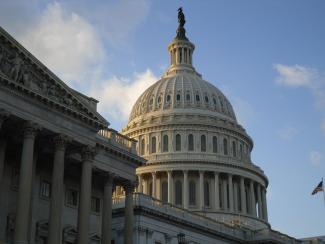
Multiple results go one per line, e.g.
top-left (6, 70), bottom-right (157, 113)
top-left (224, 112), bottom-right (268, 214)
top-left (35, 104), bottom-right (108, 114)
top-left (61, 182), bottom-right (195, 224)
top-left (0, 9), bottom-right (324, 244)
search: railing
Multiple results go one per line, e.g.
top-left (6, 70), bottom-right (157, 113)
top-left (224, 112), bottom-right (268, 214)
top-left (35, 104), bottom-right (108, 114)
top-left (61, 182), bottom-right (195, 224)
top-left (98, 128), bottom-right (137, 153)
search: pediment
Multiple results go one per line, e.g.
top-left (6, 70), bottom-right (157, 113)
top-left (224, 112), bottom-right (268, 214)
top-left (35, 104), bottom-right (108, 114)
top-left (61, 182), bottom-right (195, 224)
top-left (0, 26), bottom-right (108, 129)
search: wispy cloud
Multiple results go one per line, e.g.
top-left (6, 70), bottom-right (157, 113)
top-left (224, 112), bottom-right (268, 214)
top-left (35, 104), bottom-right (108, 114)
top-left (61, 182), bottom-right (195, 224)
top-left (90, 69), bottom-right (158, 122)
top-left (310, 150), bottom-right (323, 167)
top-left (277, 125), bottom-right (299, 141)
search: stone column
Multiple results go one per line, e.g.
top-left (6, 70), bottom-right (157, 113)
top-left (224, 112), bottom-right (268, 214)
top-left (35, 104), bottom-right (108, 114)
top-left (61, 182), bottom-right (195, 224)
top-left (233, 182), bottom-right (238, 212)
top-left (0, 109), bottom-right (10, 130)
top-left (102, 173), bottom-right (114, 244)
top-left (249, 180), bottom-right (256, 217)
top-left (199, 171), bottom-right (204, 210)
top-left (152, 172), bottom-right (156, 198)
top-left (14, 122), bottom-right (40, 244)
top-left (257, 184), bottom-right (263, 219)
top-left (222, 179), bottom-right (228, 210)
top-left (228, 174), bottom-right (234, 211)
top-left (48, 135), bottom-right (70, 244)
top-left (124, 183), bottom-right (134, 244)
top-left (240, 177), bottom-right (247, 214)
top-left (214, 172), bottom-right (220, 211)
top-left (77, 146), bottom-right (96, 244)
top-left (0, 137), bottom-right (7, 184)
top-left (262, 187), bottom-right (268, 221)
top-left (167, 171), bottom-right (173, 204)
top-left (183, 170), bottom-right (188, 209)
top-left (137, 174), bottom-right (143, 193)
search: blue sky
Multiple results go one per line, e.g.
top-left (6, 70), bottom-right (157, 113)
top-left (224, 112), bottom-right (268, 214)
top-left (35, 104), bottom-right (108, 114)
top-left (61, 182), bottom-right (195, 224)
top-left (1, 0), bottom-right (324, 238)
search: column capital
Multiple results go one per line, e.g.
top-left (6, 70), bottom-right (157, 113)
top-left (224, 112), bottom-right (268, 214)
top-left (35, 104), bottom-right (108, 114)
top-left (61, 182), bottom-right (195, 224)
top-left (53, 134), bottom-right (71, 151)
top-left (183, 170), bottom-right (188, 174)
top-left (199, 170), bottom-right (204, 175)
top-left (151, 171), bottom-right (156, 177)
top-left (81, 145), bottom-right (97, 161)
top-left (22, 121), bottom-right (41, 138)
top-left (123, 181), bottom-right (136, 193)
top-left (214, 171), bottom-right (219, 176)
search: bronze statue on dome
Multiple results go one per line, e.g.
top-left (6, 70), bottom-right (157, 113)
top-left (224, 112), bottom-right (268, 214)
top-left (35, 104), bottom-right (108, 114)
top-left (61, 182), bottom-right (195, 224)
top-left (178, 7), bottom-right (185, 27)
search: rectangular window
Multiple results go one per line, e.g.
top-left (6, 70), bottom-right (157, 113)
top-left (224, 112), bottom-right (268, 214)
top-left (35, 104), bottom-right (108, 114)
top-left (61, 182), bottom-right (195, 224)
top-left (91, 196), bottom-right (101, 213)
top-left (40, 180), bottom-right (51, 199)
top-left (66, 189), bottom-right (79, 207)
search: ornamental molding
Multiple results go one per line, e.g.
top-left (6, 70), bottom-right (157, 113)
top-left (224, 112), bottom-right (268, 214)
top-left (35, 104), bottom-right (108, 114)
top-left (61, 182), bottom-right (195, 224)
top-left (0, 27), bottom-right (108, 130)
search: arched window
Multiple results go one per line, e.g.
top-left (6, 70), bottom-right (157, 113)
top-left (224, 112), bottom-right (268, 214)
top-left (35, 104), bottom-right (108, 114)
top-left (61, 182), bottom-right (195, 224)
top-left (163, 135), bottom-right (169, 152)
top-left (213, 97), bottom-right (217, 105)
top-left (186, 94), bottom-right (191, 101)
top-left (201, 135), bottom-right (206, 152)
top-left (166, 94), bottom-right (171, 102)
top-left (239, 144), bottom-right (243, 159)
top-left (140, 138), bottom-right (145, 155)
top-left (232, 141), bottom-right (237, 157)
top-left (195, 94), bottom-right (200, 102)
top-left (176, 94), bottom-right (181, 101)
top-left (189, 180), bottom-right (196, 205)
top-left (151, 137), bottom-right (156, 153)
top-left (204, 181), bottom-right (210, 207)
top-left (175, 180), bottom-right (182, 205)
top-left (161, 181), bottom-right (168, 203)
top-left (213, 136), bottom-right (218, 153)
top-left (188, 134), bottom-right (194, 151)
top-left (223, 138), bottom-right (228, 155)
top-left (176, 134), bottom-right (181, 151)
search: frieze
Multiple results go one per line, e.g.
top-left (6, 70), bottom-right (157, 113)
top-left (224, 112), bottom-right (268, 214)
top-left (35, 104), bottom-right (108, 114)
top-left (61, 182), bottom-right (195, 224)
top-left (0, 28), bottom-right (107, 129)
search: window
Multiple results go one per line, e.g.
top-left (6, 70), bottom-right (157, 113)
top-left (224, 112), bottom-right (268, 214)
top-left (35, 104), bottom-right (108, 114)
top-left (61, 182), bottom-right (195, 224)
top-left (204, 181), bottom-right (210, 207)
top-left (223, 138), bottom-right (228, 155)
top-left (213, 136), bottom-right (218, 153)
top-left (40, 180), bottom-right (51, 199)
top-left (201, 135), bottom-right (206, 152)
top-left (161, 181), bottom-right (168, 203)
top-left (157, 95), bottom-right (162, 103)
top-left (213, 97), bottom-right (217, 105)
top-left (195, 94), bottom-right (200, 102)
top-left (176, 94), bottom-right (181, 101)
top-left (166, 94), bottom-right (171, 102)
top-left (140, 138), bottom-right (145, 155)
top-left (189, 181), bottom-right (196, 205)
top-left (66, 189), bottom-right (79, 207)
top-left (232, 141), bottom-right (237, 157)
top-left (151, 137), bottom-right (156, 153)
top-left (188, 134), bottom-right (194, 151)
top-left (163, 135), bottom-right (169, 152)
top-left (175, 180), bottom-right (182, 205)
top-left (176, 134), bottom-right (181, 151)
top-left (91, 197), bottom-right (101, 213)
top-left (186, 94), bottom-right (191, 101)
top-left (239, 144), bottom-right (243, 159)
top-left (205, 96), bottom-right (209, 103)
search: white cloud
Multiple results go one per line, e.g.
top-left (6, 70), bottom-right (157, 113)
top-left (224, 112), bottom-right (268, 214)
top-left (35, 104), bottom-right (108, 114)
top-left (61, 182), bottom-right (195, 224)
top-left (277, 126), bottom-right (298, 141)
top-left (19, 2), bottom-right (105, 85)
top-left (90, 69), bottom-right (158, 121)
top-left (310, 150), bottom-right (323, 167)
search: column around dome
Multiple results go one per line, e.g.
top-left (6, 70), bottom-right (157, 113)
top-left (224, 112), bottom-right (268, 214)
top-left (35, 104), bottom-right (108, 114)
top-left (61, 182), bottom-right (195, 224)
top-left (240, 177), bottom-right (247, 214)
top-left (183, 170), bottom-right (189, 209)
top-left (228, 174), bottom-right (234, 212)
top-left (167, 171), bottom-right (173, 204)
top-left (199, 171), bottom-right (204, 210)
top-left (249, 180), bottom-right (257, 217)
top-left (152, 172), bottom-right (157, 198)
top-left (257, 184), bottom-right (263, 219)
top-left (262, 187), bottom-right (268, 221)
top-left (214, 172), bottom-right (220, 211)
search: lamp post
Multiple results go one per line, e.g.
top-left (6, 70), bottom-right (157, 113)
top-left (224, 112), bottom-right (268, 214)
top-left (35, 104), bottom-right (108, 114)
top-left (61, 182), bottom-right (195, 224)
top-left (177, 233), bottom-right (185, 244)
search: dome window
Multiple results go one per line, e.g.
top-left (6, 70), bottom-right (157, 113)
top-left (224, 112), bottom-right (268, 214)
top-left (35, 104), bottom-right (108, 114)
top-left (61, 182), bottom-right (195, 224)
top-left (195, 94), bottom-right (200, 102)
top-left (213, 136), bottom-right (218, 153)
top-left (223, 138), bottom-right (228, 155)
top-left (176, 94), bottom-right (181, 101)
top-left (176, 134), bottom-right (181, 151)
top-left (163, 135), bottom-right (169, 152)
top-left (186, 94), bottom-right (191, 101)
top-left (188, 134), bottom-right (194, 151)
top-left (151, 137), bottom-right (156, 153)
top-left (213, 98), bottom-right (217, 105)
top-left (166, 94), bottom-right (171, 102)
top-left (157, 96), bottom-right (162, 103)
top-left (232, 141), bottom-right (237, 157)
top-left (201, 135), bottom-right (206, 152)
top-left (205, 96), bottom-right (209, 103)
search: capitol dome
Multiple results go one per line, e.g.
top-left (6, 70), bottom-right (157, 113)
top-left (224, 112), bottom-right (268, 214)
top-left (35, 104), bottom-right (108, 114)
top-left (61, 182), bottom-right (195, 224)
top-left (122, 10), bottom-right (269, 230)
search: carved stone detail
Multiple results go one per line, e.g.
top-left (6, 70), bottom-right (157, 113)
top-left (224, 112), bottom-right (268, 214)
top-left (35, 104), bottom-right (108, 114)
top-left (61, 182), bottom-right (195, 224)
top-left (22, 121), bottom-right (41, 138)
top-left (81, 145), bottom-right (97, 161)
top-left (53, 134), bottom-right (71, 151)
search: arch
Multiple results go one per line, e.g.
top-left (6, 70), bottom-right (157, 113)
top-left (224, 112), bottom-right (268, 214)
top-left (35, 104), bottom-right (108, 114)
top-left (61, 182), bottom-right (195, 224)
top-left (201, 135), bottom-right (206, 152)
top-left (140, 138), bottom-right (145, 155)
top-left (161, 181), bottom-right (168, 203)
top-left (163, 135), bottom-right (169, 152)
top-left (204, 181), bottom-right (210, 207)
top-left (151, 136), bottom-right (156, 153)
top-left (175, 180), bottom-right (182, 205)
top-left (189, 180), bottom-right (196, 205)
top-left (176, 134), bottom-right (181, 151)
top-left (213, 136), bottom-right (218, 153)
top-left (188, 134), bottom-right (194, 151)
top-left (223, 138), bottom-right (228, 155)
top-left (232, 141), bottom-right (237, 157)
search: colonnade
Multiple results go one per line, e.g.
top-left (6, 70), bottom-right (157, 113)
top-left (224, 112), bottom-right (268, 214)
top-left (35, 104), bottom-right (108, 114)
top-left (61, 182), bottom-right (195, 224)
top-left (137, 170), bottom-right (268, 221)
top-left (0, 113), bottom-right (134, 244)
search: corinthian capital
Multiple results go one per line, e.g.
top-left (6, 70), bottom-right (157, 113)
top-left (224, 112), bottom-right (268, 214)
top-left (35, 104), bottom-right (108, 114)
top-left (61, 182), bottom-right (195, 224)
top-left (22, 121), bottom-right (41, 138)
top-left (53, 134), bottom-right (71, 151)
top-left (81, 145), bottom-right (97, 161)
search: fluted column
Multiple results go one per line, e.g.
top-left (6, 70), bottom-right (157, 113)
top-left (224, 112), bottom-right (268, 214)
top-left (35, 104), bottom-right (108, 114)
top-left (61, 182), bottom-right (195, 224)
top-left (249, 180), bottom-right (256, 217)
top-left (167, 171), bottom-right (173, 204)
top-left (137, 174), bottom-right (143, 193)
top-left (124, 183), bottom-right (134, 244)
top-left (214, 172), bottom-right (220, 211)
top-left (228, 174), bottom-right (234, 211)
top-left (233, 182), bottom-right (238, 212)
top-left (257, 184), bottom-right (263, 219)
top-left (240, 177), bottom-right (247, 214)
top-left (199, 171), bottom-right (204, 210)
top-left (48, 135), bottom-right (70, 244)
top-left (102, 173), bottom-right (114, 244)
top-left (222, 179), bottom-right (228, 210)
top-left (77, 146), bottom-right (96, 244)
top-left (183, 170), bottom-right (188, 209)
top-left (152, 172), bottom-right (156, 198)
top-left (14, 122), bottom-right (40, 244)
top-left (262, 187), bottom-right (268, 221)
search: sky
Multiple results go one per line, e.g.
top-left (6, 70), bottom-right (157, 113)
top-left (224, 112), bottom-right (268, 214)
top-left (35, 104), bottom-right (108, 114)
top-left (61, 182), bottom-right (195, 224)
top-left (0, 0), bottom-right (324, 238)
